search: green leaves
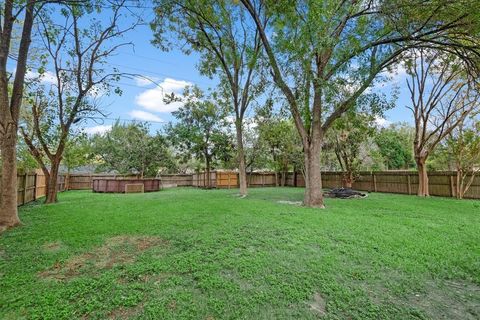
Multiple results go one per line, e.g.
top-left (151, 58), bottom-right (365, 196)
top-left (167, 86), bottom-right (234, 170)
top-left (92, 121), bottom-right (176, 176)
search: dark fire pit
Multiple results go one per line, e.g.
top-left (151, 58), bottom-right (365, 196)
top-left (324, 188), bottom-right (367, 199)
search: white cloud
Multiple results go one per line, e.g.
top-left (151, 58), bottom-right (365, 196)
top-left (384, 64), bottom-right (408, 84)
top-left (375, 116), bottom-right (392, 128)
top-left (135, 78), bottom-right (192, 113)
top-left (84, 125), bottom-right (112, 135)
top-left (134, 76), bottom-right (160, 87)
top-left (129, 110), bottom-right (164, 122)
top-left (26, 70), bottom-right (57, 84)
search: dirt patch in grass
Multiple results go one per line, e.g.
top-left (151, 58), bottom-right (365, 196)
top-left (406, 279), bottom-right (480, 320)
top-left (167, 300), bottom-right (177, 310)
top-left (42, 241), bottom-right (63, 252)
top-left (309, 292), bottom-right (326, 316)
top-left (106, 303), bottom-right (144, 320)
top-left (117, 272), bottom-right (170, 286)
top-left (39, 236), bottom-right (167, 281)
top-left (358, 274), bottom-right (480, 319)
top-left (277, 200), bottom-right (303, 206)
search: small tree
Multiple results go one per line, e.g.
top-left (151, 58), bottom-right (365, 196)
top-left (63, 134), bottom-right (93, 174)
top-left (406, 50), bottom-right (479, 196)
top-left (326, 111), bottom-right (377, 188)
top-left (167, 86), bottom-right (233, 188)
top-left (20, 0), bottom-right (138, 203)
top-left (256, 105), bottom-right (303, 186)
top-left (151, 0), bottom-right (265, 196)
top-left (92, 121), bottom-right (175, 177)
top-left (446, 118), bottom-right (480, 199)
top-left (375, 123), bottom-right (415, 170)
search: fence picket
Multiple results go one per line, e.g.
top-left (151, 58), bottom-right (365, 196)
top-left (5, 170), bottom-right (479, 207)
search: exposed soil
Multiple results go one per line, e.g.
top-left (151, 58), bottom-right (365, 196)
top-left (277, 200), bottom-right (303, 206)
top-left (107, 303), bottom-right (144, 320)
top-left (405, 280), bottom-right (480, 319)
top-left (358, 274), bottom-right (480, 319)
top-left (309, 292), bottom-right (327, 316)
top-left (42, 241), bottom-right (63, 252)
top-left (39, 236), bottom-right (167, 281)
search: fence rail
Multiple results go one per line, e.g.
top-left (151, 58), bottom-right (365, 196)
top-left (0, 171), bottom-right (66, 206)
top-left (5, 170), bottom-right (479, 207)
top-left (191, 170), bottom-right (480, 199)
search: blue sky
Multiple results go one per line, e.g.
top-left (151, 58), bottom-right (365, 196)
top-left (81, 19), bottom-right (218, 134)
top-left (84, 20), bottom-right (413, 134)
top-left (25, 4), bottom-right (414, 135)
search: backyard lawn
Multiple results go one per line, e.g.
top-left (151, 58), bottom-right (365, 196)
top-left (1, 188), bottom-right (479, 319)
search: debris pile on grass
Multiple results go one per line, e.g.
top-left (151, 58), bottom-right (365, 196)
top-left (323, 188), bottom-right (367, 199)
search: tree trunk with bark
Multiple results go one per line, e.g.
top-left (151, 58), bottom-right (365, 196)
top-left (343, 171), bottom-right (354, 188)
top-left (0, 126), bottom-right (21, 229)
top-left (45, 159), bottom-right (61, 204)
top-left (416, 157), bottom-right (429, 197)
top-left (205, 153), bottom-right (211, 189)
top-left (456, 168), bottom-right (463, 199)
top-left (303, 144), bottom-right (324, 208)
top-left (235, 122), bottom-right (248, 196)
top-left (0, 0), bottom-right (36, 230)
top-left (456, 167), bottom-right (477, 200)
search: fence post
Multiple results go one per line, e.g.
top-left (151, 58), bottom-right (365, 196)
top-left (22, 173), bottom-right (27, 205)
top-left (407, 174), bottom-right (412, 195)
top-left (372, 173), bottom-right (377, 192)
top-left (449, 175), bottom-right (455, 198)
top-left (33, 173), bottom-right (37, 201)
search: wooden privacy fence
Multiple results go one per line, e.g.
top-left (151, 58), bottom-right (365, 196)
top-left (66, 174), bottom-right (141, 190)
top-left (66, 174), bottom-right (194, 190)
top-left (192, 171), bottom-right (237, 188)
top-left (320, 171), bottom-right (480, 199)
top-left (192, 170), bottom-right (480, 199)
top-left (8, 170), bottom-right (480, 207)
top-left (0, 171), bottom-right (66, 206)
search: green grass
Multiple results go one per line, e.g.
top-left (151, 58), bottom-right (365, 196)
top-left (1, 188), bottom-right (479, 319)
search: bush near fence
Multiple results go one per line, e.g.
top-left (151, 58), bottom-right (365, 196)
top-left (8, 170), bottom-right (480, 207)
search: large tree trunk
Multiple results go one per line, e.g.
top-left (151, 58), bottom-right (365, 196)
top-left (416, 157), bottom-right (429, 197)
top-left (205, 154), bottom-right (211, 189)
top-left (281, 169), bottom-right (287, 187)
top-left (303, 144), bottom-right (324, 208)
top-left (45, 159), bottom-right (61, 204)
top-left (235, 122), bottom-right (248, 196)
top-left (0, 125), bottom-right (21, 229)
top-left (0, 0), bottom-right (35, 231)
top-left (343, 171), bottom-right (354, 188)
top-left (456, 168), bottom-right (463, 199)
